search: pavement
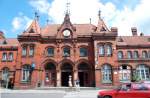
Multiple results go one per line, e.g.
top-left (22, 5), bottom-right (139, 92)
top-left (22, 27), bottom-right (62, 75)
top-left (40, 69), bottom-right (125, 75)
top-left (0, 88), bottom-right (101, 98)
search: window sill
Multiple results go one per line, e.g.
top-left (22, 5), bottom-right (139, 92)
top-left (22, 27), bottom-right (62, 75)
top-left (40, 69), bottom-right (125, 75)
top-left (102, 80), bottom-right (112, 84)
top-left (20, 81), bottom-right (31, 84)
top-left (1, 60), bottom-right (7, 62)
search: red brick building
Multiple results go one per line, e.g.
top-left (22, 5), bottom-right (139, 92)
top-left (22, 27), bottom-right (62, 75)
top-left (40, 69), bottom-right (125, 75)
top-left (0, 13), bottom-right (150, 89)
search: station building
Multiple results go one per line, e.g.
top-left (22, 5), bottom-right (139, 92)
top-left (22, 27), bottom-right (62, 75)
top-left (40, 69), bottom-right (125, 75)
top-left (0, 12), bottom-right (150, 89)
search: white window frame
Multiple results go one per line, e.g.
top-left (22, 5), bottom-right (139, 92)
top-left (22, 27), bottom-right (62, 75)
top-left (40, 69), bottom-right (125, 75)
top-left (2, 68), bottom-right (9, 81)
top-left (102, 64), bottom-right (112, 83)
top-left (136, 64), bottom-right (150, 80)
top-left (99, 45), bottom-right (105, 56)
top-left (2, 53), bottom-right (7, 61)
top-left (106, 45), bottom-right (112, 56)
top-left (118, 51), bottom-right (123, 59)
top-left (29, 46), bottom-right (34, 56)
top-left (22, 46), bottom-right (27, 56)
top-left (127, 51), bottom-right (132, 59)
top-left (119, 65), bottom-right (131, 82)
top-left (21, 65), bottom-right (30, 82)
top-left (133, 51), bottom-right (139, 59)
top-left (8, 52), bottom-right (13, 61)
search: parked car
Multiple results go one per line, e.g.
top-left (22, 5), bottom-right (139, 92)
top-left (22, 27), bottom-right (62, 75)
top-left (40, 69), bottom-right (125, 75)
top-left (97, 82), bottom-right (150, 98)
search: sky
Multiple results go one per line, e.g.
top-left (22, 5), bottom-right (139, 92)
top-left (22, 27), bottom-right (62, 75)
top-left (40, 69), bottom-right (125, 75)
top-left (0, 0), bottom-right (150, 38)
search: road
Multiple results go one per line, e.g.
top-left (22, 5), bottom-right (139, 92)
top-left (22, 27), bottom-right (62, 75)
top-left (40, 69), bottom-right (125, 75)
top-left (0, 89), bottom-right (99, 98)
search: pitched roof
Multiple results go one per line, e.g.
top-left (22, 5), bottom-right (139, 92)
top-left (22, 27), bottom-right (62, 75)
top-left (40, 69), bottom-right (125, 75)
top-left (117, 36), bottom-right (150, 46)
top-left (0, 38), bottom-right (19, 46)
top-left (41, 24), bottom-right (96, 37)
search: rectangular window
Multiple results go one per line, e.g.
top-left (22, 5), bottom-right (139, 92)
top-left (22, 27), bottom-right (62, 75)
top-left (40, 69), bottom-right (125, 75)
top-left (99, 45), bottom-right (105, 56)
top-left (2, 53), bottom-right (7, 61)
top-left (63, 47), bottom-right (70, 57)
top-left (47, 48), bottom-right (54, 57)
top-left (80, 48), bottom-right (88, 57)
top-left (8, 53), bottom-right (13, 61)
top-left (29, 46), bottom-right (34, 56)
top-left (22, 46), bottom-right (27, 56)
top-left (22, 68), bottom-right (30, 82)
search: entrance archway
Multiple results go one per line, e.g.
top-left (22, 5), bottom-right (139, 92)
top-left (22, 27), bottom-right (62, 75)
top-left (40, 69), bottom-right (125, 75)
top-left (78, 62), bottom-right (91, 87)
top-left (61, 63), bottom-right (73, 87)
top-left (44, 62), bottom-right (56, 87)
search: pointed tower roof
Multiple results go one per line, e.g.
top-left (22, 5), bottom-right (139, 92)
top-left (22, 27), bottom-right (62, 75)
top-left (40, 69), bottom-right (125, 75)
top-left (25, 19), bottom-right (41, 34)
top-left (96, 10), bottom-right (109, 33)
top-left (22, 12), bottom-right (41, 35)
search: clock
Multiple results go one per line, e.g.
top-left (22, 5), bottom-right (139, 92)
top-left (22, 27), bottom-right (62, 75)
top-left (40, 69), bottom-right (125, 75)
top-left (63, 30), bottom-right (71, 37)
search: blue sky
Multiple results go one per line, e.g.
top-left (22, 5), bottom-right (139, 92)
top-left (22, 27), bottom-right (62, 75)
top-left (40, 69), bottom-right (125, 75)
top-left (0, 0), bottom-right (149, 38)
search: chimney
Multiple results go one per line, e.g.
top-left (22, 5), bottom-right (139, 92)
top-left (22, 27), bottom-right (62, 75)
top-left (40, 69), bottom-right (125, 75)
top-left (111, 27), bottom-right (118, 35)
top-left (131, 27), bottom-right (137, 36)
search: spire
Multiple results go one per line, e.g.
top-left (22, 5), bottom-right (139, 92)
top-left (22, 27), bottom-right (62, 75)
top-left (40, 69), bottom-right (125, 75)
top-left (24, 12), bottom-right (40, 34)
top-left (66, 0), bottom-right (70, 15)
top-left (64, 1), bottom-right (71, 22)
top-left (96, 10), bottom-right (109, 33)
top-left (98, 10), bottom-right (101, 20)
top-left (34, 11), bottom-right (40, 21)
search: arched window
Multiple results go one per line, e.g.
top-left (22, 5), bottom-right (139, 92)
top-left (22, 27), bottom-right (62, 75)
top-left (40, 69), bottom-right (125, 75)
top-left (99, 45), bottom-right (105, 56)
top-left (106, 44), bottom-right (112, 56)
top-left (47, 47), bottom-right (54, 56)
top-left (142, 51), bottom-right (148, 58)
top-left (63, 47), bottom-right (70, 57)
top-left (22, 46), bottom-right (27, 56)
top-left (136, 64), bottom-right (150, 80)
top-left (133, 51), bottom-right (139, 59)
top-left (101, 64), bottom-right (112, 83)
top-left (117, 51), bottom-right (123, 59)
top-left (127, 51), bottom-right (132, 59)
top-left (80, 47), bottom-right (88, 57)
top-left (29, 46), bottom-right (34, 56)
top-left (119, 65), bottom-right (131, 82)
top-left (2, 52), bottom-right (7, 61)
top-left (22, 65), bottom-right (31, 82)
top-left (8, 52), bottom-right (13, 61)
top-left (2, 67), bottom-right (9, 81)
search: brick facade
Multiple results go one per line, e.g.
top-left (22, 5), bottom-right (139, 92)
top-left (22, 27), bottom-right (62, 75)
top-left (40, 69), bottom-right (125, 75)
top-left (0, 13), bottom-right (150, 89)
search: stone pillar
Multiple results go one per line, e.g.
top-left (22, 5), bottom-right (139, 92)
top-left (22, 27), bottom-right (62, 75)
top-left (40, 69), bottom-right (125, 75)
top-left (56, 70), bottom-right (61, 87)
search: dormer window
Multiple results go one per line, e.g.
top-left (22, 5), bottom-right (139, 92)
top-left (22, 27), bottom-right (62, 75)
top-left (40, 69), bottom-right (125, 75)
top-left (100, 27), bottom-right (106, 31)
top-left (29, 28), bottom-right (35, 33)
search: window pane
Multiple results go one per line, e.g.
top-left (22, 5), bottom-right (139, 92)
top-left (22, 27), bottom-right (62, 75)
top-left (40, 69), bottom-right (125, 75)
top-left (80, 48), bottom-right (87, 57)
top-left (63, 47), bottom-right (70, 57)
top-left (142, 51), bottom-right (148, 58)
top-left (136, 65), bottom-right (150, 80)
top-left (2, 53), bottom-right (7, 61)
top-left (127, 51), bottom-right (132, 59)
top-left (2, 68), bottom-right (9, 81)
top-left (29, 46), bottom-right (34, 56)
top-left (118, 51), bottom-right (123, 59)
top-left (99, 45), bottom-right (104, 56)
top-left (102, 64), bottom-right (112, 83)
top-left (47, 48), bottom-right (54, 56)
top-left (22, 65), bottom-right (30, 82)
top-left (22, 47), bottom-right (27, 56)
top-left (133, 51), bottom-right (138, 58)
top-left (9, 53), bottom-right (13, 61)
top-left (106, 45), bottom-right (112, 56)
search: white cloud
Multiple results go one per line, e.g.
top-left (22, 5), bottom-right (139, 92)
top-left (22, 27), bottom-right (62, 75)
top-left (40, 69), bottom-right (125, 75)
top-left (29, 0), bottom-right (150, 36)
top-left (12, 13), bottom-right (32, 32)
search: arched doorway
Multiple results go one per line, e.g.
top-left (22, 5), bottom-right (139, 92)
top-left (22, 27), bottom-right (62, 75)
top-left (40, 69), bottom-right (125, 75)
top-left (78, 62), bottom-right (91, 87)
top-left (44, 62), bottom-right (56, 87)
top-left (61, 63), bottom-right (73, 87)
